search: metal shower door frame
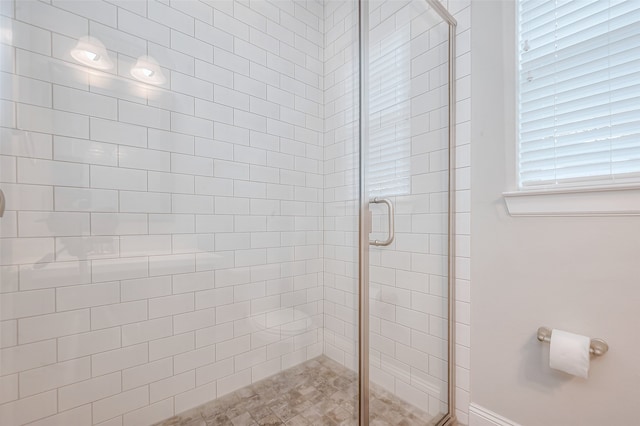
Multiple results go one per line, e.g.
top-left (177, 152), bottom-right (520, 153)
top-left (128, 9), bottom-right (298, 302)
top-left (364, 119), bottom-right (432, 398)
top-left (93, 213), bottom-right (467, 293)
top-left (357, 0), bottom-right (458, 424)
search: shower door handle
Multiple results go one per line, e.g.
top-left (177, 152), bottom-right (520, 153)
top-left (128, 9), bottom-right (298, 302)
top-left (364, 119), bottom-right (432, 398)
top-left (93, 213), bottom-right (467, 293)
top-left (369, 197), bottom-right (394, 246)
top-left (0, 188), bottom-right (5, 217)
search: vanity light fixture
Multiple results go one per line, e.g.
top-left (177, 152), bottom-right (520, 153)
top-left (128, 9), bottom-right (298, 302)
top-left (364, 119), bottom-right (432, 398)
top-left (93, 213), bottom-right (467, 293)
top-left (130, 55), bottom-right (166, 85)
top-left (70, 36), bottom-right (113, 70)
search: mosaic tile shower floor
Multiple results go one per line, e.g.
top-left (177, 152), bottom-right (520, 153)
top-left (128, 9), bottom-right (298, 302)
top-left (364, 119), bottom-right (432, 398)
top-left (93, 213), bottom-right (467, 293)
top-left (155, 356), bottom-right (439, 426)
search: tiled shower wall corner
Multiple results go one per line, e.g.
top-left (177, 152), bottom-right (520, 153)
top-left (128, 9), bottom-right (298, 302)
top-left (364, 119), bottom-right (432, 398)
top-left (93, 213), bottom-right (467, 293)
top-left (322, 0), bottom-right (360, 372)
top-left (0, 0), bottom-right (325, 424)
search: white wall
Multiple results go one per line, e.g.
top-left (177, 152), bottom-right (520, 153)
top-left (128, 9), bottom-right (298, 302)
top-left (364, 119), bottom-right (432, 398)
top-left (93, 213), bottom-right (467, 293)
top-left (470, 1), bottom-right (640, 425)
top-left (0, 1), bottom-right (325, 424)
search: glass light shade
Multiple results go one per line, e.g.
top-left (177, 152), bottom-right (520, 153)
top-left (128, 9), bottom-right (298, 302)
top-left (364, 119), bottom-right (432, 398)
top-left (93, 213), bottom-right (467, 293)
top-left (70, 36), bottom-right (113, 70)
top-left (130, 55), bottom-right (166, 85)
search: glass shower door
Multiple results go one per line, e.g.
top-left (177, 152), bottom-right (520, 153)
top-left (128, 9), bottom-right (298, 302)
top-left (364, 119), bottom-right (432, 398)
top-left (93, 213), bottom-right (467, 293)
top-left (360, 0), bottom-right (455, 424)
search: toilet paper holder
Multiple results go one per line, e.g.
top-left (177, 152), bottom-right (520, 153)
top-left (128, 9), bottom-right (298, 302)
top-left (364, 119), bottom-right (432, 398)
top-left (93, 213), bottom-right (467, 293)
top-left (537, 327), bottom-right (609, 356)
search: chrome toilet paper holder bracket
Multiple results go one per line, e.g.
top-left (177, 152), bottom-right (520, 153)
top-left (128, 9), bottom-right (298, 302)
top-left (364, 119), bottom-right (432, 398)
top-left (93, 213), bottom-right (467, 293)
top-left (537, 326), bottom-right (609, 356)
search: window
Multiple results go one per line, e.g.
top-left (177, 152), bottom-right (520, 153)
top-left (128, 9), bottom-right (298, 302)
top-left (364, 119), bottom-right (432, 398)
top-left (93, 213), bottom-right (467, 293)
top-left (517, 0), bottom-right (640, 189)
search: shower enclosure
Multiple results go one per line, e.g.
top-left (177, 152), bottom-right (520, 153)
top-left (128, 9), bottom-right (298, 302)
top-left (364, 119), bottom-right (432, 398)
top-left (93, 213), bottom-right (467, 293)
top-left (0, 0), bottom-right (457, 425)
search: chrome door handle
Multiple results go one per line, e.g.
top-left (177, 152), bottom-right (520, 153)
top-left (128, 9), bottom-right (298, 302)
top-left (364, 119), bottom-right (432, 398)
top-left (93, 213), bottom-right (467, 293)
top-left (0, 188), bottom-right (5, 217)
top-left (369, 197), bottom-right (394, 246)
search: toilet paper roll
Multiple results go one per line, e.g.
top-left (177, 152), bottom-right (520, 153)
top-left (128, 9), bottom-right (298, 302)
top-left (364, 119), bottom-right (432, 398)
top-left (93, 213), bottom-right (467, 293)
top-left (549, 329), bottom-right (591, 378)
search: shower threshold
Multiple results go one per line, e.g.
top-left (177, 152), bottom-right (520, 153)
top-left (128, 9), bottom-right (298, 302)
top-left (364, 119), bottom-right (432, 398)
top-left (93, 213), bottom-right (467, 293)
top-left (155, 356), bottom-right (436, 426)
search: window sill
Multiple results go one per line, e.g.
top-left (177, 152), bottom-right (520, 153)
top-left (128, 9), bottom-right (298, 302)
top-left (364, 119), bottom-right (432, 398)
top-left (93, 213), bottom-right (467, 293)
top-left (503, 185), bottom-right (640, 217)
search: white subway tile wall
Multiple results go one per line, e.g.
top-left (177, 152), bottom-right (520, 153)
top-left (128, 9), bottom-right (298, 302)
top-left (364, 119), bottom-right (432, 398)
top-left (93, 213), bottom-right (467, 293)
top-left (0, 0), bottom-right (471, 424)
top-left (322, 0), bottom-right (360, 373)
top-left (0, 0), bottom-right (324, 424)
top-left (451, 1), bottom-right (472, 422)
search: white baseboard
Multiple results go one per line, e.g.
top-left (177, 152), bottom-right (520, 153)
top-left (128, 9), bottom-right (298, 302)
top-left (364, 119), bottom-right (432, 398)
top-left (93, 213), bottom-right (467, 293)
top-left (468, 403), bottom-right (522, 426)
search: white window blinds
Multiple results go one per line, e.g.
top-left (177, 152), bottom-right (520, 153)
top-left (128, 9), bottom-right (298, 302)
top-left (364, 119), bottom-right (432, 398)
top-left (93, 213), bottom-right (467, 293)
top-left (518, 0), bottom-right (640, 188)
top-left (369, 25), bottom-right (410, 198)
